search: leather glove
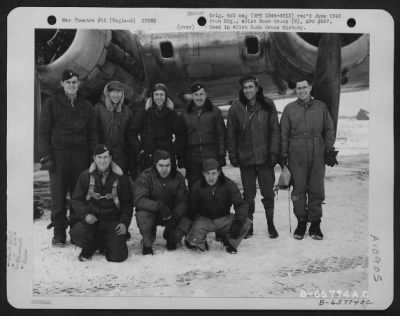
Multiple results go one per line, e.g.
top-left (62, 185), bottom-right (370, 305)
top-left (325, 149), bottom-right (339, 167)
top-left (159, 202), bottom-right (172, 221)
top-left (267, 153), bottom-right (279, 168)
top-left (229, 219), bottom-right (244, 239)
top-left (40, 156), bottom-right (55, 172)
top-left (229, 156), bottom-right (240, 168)
top-left (218, 155), bottom-right (226, 167)
top-left (280, 156), bottom-right (288, 168)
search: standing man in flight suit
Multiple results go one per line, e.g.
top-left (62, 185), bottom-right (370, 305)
top-left (227, 75), bottom-right (280, 239)
top-left (39, 69), bottom-right (98, 246)
top-left (280, 79), bottom-right (336, 240)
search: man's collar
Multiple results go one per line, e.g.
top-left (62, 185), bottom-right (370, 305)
top-left (296, 97), bottom-right (313, 107)
top-left (247, 98), bottom-right (257, 106)
top-left (88, 161), bottom-right (123, 176)
top-left (64, 93), bottom-right (77, 100)
top-left (246, 100), bottom-right (261, 111)
top-left (195, 104), bottom-right (204, 112)
top-left (97, 168), bottom-right (110, 176)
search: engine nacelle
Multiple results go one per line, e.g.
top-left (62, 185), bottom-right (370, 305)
top-left (267, 32), bottom-right (369, 89)
top-left (36, 29), bottom-right (148, 105)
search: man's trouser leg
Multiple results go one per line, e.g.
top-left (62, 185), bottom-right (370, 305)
top-left (112, 153), bottom-right (128, 176)
top-left (214, 215), bottom-right (252, 249)
top-left (136, 211), bottom-right (157, 248)
top-left (125, 177), bottom-right (136, 231)
top-left (308, 159), bottom-right (325, 221)
top-left (186, 216), bottom-right (215, 251)
top-left (257, 163), bottom-right (276, 217)
top-left (50, 151), bottom-right (71, 237)
top-left (140, 151), bottom-right (155, 172)
top-left (185, 150), bottom-right (203, 188)
top-left (239, 165), bottom-right (257, 221)
top-left (49, 170), bottom-right (68, 231)
top-left (68, 149), bottom-right (89, 218)
top-left (289, 159), bottom-right (309, 222)
top-left (69, 221), bottom-right (99, 251)
top-left (99, 221), bottom-right (129, 262)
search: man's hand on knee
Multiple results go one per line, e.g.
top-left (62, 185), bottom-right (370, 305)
top-left (85, 214), bottom-right (98, 224)
top-left (158, 202), bottom-right (172, 221)
top-left (115, 223), bottom-right (127, 236)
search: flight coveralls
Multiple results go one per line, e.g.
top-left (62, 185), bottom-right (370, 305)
top-left (134, 166), bottom-right (190, 248)
top-left (280, 98), bottom-right (335, 221)
top-left (39, 93), bottom-right (98, 237)
top-left (186, 176), bottom-right (251, 251)
top-left (182, 99), bottom-right (226, 187)
top-left (227, 97), bottom-right (280, 220)
top-left (70, 162), bottom-right (133, 262)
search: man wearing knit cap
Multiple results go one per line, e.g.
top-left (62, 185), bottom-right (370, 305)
top-left (227, 75), bottom-right (280, 239)
top-left (69, 144), bottom-right (133, 262)
top-left (39, 69), bottom-right (98, 246)
top-left (182, 82), bottom-right (226, 187)
top-left (185, 159), bottom-right (251, 254)
top-left (93, 81), bottom-right (138, 181)
top-left (133, 82), bottom-right (184, 172)
top-left (134, 149), bottom-right (190, 255)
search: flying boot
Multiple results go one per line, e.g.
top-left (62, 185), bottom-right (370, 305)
top-left (293, 220), bottom-right (307, 240)
top-left (78, 248), bottom-right (94, 262)
top-left (309, 219), bottom-right (324, 240)
top-left (266, 214), bottom-right (279, 238)
top-left (52, 227), bottom-right (66, 247)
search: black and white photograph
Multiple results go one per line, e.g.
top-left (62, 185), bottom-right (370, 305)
top-left (6, 7), bottom-right (394, 310)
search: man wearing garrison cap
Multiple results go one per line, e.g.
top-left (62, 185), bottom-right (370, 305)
top-left (69, 144), bottom-right (133, 262)
top-left (185, 159), bottom-right (251, 254)
top-left (227, 75), bottom-right (281, 239)
top-left (134, 150), bottom-right (191, 255)
top-left (182, 82), bottom-right (226, 188)
top-left (39, 69), bottom-right (98, 247)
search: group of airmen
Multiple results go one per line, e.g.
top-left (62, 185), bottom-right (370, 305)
top-left (39, 69), bottom-right (338, 262)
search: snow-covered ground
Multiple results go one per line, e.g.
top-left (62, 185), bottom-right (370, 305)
top-left (32, 115), bottom-right (369, 303)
